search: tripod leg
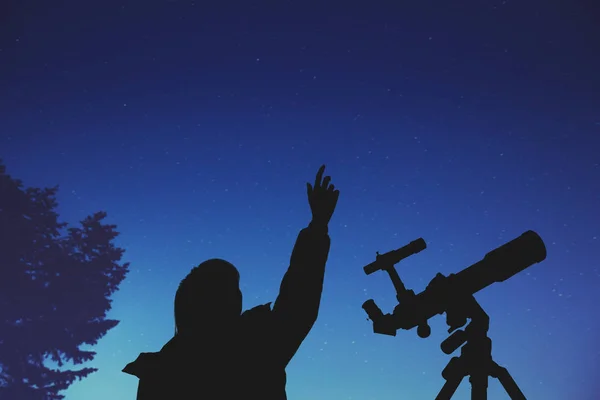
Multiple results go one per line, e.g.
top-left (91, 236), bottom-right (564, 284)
top-left (491, 363), bottom-right (527, 400)
top-left (469, 373), bottom-right (488, 400)
top-left (435, 377), bottom-right (463, 400)
top-left (436, 357), bottom-right (466, 400)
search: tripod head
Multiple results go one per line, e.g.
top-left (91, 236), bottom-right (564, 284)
top-left (439, 293), bottom-right (489, 354)
top-left (362, 231), bottom-right (546, 339)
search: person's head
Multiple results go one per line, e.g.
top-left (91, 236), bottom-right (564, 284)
top-left (174, 258), bottom-right (242, 335)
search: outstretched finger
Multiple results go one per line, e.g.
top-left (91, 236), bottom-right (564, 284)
top-left (314, 165), bottom-right (325, 188)
top-left (327, 184), bottom-right (335, 192)
top-left (307, 183), bottom-right (313, 197)
top-left (323, 176), bottom-right (331, 189)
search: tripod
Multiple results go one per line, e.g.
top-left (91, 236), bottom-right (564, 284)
top-left (436, 295), bottom-right (527, 400)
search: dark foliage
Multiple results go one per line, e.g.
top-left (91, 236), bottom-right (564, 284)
top-left (0, 161), bottom-right (130, 399)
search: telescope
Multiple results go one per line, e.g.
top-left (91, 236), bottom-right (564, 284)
top-left (362, 230), bottom-right (547, 400)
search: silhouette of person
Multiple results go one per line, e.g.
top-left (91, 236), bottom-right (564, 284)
top-left (123, 165), bottom-right (340, 399)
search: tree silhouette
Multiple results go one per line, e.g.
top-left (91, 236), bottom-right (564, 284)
top-left (0, 161), bottom-right (130, 399)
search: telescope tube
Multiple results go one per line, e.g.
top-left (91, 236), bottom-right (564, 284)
top-left (392, 230), bottom-right (547, 330)
top-left (454, 230), bottom-right (546, 295)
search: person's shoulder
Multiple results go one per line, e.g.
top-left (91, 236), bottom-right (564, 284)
top-left (242, 302), bottom-right (272, 317)
top-left (241, 302), bottom-right (273, 325)
top-left (122, 351), bottom-right (162, 378)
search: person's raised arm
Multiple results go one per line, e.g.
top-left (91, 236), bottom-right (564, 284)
top-left (271, 165), bottom-right (340, 367)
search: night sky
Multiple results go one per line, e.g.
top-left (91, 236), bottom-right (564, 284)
top-left (2, 1), bottom-right (599, 399)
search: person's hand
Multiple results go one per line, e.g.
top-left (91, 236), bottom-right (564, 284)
top-left (307, 165), bottom-right (340, 228)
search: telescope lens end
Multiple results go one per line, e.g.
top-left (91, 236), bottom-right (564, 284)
top-left (524, 230), bottom-right (547, 263)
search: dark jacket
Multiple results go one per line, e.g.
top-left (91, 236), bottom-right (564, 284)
top-left (123, 224), bottom-right (331, 399)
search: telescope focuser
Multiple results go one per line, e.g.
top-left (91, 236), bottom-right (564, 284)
top-left (362, 300), bottom-right (397, 336)
top-left (362, 238), bottom-right (432, 337)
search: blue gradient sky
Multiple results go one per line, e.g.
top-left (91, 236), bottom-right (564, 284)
top-left (2, 1), bottom-right (599, 399)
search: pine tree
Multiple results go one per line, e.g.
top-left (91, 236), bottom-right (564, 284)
top-left (0, 161), bottom-right (130, 399)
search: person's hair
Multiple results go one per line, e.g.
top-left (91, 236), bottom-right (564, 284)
top-left (174, 258), bottom-right (240, 335)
